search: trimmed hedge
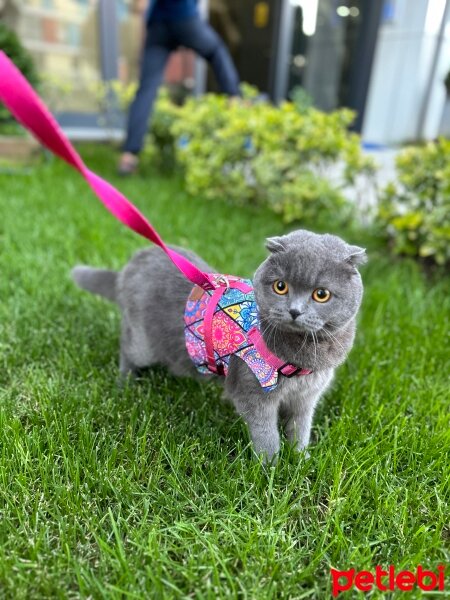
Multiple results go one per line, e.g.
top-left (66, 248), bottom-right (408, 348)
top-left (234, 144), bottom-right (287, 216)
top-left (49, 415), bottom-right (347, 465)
top-left (377, 138), bottom-right (450, 267)
top-left (144, 88), bottom-right (375, 225)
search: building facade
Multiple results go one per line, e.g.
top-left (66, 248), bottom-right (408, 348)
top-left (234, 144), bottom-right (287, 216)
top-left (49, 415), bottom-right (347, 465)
top-left (1, 0), bottom-right (194, 135)
top-left (362, 0), bottom-right (450, 144)
top-left (3, 0), bottom-right (449, 144)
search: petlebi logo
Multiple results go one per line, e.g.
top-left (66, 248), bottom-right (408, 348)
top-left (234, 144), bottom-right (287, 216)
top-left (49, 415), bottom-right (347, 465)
top-left (331, 565), bottom-right (446, 596)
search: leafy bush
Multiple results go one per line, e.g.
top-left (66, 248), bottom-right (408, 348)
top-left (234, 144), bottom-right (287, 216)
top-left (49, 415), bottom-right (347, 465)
top-left (377, 138), bottom-right (450, 266)
top-left (89, 79), bottom-right (138, 113)
top-left (0, 24), bottom-right (39, 124)
top-left (145, 89), bottom-right (374, 224)
top-left (144, 88), bottom-right (182, 172)
top-left (289, 85), bottom-right (313, 114)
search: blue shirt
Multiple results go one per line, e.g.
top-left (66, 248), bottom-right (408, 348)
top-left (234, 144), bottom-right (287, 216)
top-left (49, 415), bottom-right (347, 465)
top-left (146, 0), bottom-right (198, 23)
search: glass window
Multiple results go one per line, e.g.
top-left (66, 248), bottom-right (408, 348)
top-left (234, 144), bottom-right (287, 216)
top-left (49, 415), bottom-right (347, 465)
top-left (12, 0), bottom-right (102, 114)
top-left (116, 0), bottom-right (144, 84)
top-left (287, 0), bottom-right (363, 111)
top-left (207, 0), bottom-right (278, 94)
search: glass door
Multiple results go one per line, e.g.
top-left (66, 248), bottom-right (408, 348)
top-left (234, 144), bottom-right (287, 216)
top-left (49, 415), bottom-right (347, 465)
top-left (14, 0), bottom-right (102, 115)
top-left (286, 0), bottom-right (383, 128)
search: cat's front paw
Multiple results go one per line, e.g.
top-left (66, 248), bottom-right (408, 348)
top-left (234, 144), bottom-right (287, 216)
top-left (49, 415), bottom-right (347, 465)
top-left (251, 439), bottom-right (280, 464)
top-left (297, 447), bottom-right (311, 460)
top-left (289, 439), bottom-right (311, 460)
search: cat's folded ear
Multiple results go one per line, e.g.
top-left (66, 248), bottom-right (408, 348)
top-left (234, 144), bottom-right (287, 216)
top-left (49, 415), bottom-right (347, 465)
top-left (345, 245), bottom-right (368, 267)
top-left (265, 237), bottom-right (286, 253)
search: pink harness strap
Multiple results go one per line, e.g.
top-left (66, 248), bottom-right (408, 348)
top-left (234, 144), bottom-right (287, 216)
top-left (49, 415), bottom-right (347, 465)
top-left (0, 52), bottom-right (215, 292)
top-left (203, 286), bottom-right (226, 374)
top-left (247, 327), bottom-right (312, 377)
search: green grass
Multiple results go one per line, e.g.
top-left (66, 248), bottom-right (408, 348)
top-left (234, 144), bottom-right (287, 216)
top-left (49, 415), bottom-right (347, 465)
top-left (0, 144), bottom-right (449, 599)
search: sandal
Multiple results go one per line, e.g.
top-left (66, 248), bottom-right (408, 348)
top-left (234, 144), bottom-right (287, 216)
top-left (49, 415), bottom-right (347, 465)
top-left (117, 153), bottom-right (139, 176)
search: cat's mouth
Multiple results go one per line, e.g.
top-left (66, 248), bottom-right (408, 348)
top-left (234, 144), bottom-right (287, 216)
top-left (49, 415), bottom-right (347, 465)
top-left (262, 312), bottom-right (323, 335)
top-left (280, 320), bottom-right (322, 334)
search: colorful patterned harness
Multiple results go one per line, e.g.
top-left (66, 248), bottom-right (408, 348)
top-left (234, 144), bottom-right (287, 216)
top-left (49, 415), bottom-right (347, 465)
top-left (184, 275), bottom-right (312, 392)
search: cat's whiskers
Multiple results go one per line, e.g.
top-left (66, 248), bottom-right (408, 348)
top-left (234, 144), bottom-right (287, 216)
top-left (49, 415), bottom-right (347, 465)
top-left (272, 321), bottom-right (283, 356)
top-left (261, 323), bottom-right (276, 346)
top-left (321, 327), bottom-right (346, 354)
top-left (259, 318), bottom-right (278, 348)
top-left (311, 330), bottom-right (318, 368)
top-left (325, 321), bottom-right (350, 335)
top-left (273, 318), bottom-right (283, 354)
top-left (263, 311), bottom-right (286, 351)
top-left (259, 317), bottom-right (273, 340)
top-left (293, 330), bottom-right (309, 364)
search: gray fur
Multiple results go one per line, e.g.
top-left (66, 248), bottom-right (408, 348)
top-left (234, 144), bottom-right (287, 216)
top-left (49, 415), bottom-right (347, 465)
top-left (72, 266), bottom-right (118, 302)
top-left (72, 230), bottom-right (366, 461)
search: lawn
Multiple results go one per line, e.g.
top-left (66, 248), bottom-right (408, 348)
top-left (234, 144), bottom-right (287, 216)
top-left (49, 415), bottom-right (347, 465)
top-left (0, 145), bottom-right (448, 599)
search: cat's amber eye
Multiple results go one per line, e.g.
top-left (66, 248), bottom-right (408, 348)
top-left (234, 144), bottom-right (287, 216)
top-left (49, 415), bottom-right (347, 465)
top-left (272, 280), bottom-right (289, 295)
top-left (312, 288), bottom-right (331, 303)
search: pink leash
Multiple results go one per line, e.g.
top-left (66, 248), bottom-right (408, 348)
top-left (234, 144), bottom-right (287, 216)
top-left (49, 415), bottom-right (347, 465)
top-left (0, 52), bottom-right (310, 378)
top-left (0, 51), bottom-right (215, 292)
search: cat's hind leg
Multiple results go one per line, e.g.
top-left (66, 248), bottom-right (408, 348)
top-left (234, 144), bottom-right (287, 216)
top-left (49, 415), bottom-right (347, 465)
top-left (119, 348), bottom-right (139, 379)
top-left (119, 319), bottom-right (156, 379)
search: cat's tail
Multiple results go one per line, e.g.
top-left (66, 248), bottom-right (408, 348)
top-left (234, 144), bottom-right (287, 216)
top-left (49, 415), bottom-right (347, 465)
top-left (71, 266), bottom-right (118, 302)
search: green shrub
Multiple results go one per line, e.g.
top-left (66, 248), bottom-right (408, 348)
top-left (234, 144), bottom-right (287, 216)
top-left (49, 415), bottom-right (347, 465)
top-left (0, 24), bottom-right (39, 124)
top-left (289, 85), bottom-right (313, 114)
top-left (377, 138), bottom-right (450, 266)
top-left (145, 89), bottom-right (374, 224)
top-left (144, 88), bottom-right (182, 172)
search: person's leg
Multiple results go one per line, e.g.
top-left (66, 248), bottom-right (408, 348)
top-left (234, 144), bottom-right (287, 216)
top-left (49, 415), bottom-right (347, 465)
top-left (121, 24), bottom-right (171, 169)
top-left (173, 17), bottom-right (240, 96)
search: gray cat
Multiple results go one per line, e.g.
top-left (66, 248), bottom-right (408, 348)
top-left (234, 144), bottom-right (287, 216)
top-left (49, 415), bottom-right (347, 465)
top-left (72, 229), bottom-right (366, 461)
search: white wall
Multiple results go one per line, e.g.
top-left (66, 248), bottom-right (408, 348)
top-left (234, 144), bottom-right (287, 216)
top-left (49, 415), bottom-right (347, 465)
top-left (362, 0), bottom-right (450, 145)
top-left (422, 9), bottom-right (450, 137)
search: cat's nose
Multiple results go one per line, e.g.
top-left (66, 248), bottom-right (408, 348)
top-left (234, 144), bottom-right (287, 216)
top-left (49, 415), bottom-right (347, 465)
top-left (289, 308), bottom-right (301, 320)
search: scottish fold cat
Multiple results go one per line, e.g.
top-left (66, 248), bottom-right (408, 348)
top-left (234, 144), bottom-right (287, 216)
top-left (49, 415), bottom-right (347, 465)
top-left (72, 229), bottom-right (366, 461)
